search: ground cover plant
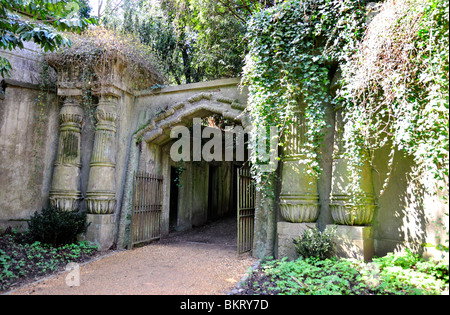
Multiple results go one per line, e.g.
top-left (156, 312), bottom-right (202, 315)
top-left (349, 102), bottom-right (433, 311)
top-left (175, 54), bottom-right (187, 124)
top-left (237, 250), bottom-right (449, 295)
top-left (0, 228), bottom-right (98, 292)
top-left (0, 207), bottom-right (98, 292)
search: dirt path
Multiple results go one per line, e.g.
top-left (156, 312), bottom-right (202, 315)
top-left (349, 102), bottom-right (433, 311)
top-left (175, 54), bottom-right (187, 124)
top-left (9, 217), bottom-right (258, 295)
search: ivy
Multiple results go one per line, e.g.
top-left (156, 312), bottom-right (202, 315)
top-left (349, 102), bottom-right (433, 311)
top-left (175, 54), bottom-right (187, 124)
top-left (243, 0), bottom-right (371, 196)
top-left (244, 0), bottom-right (448, 204)
top-left (338, 0), bottom-right (449, 199)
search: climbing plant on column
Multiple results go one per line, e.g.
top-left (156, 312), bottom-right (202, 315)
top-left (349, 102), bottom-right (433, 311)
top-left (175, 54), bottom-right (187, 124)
top-left (242, 0), bottom-right (372, 196)
top-left (337, 0), bottom-right (449, 200)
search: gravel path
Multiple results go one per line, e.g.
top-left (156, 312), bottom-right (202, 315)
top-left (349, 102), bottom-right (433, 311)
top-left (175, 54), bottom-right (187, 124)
top-left (9, 217), bottom-right (258, 295)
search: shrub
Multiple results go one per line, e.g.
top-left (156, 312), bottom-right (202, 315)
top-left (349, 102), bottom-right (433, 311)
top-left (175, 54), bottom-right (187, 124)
top-left (293, 226), bottom-right (336, 260)
top-left (27, 207), bottom-right (89, 247)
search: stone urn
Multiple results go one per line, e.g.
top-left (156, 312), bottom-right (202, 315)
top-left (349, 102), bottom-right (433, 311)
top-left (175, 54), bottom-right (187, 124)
top-left (330, 195), bottom-right (376, 226)
top-left (280, 195), bottom-right (320, 223)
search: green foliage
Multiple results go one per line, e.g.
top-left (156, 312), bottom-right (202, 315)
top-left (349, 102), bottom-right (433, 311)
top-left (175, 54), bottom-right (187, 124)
top-left (243, 0), bottom-right (372, 195)
top-left (372, 248), bottom-right (449, 284)
top-left (293, 226), bottom-right (336, 260)
top-left (27, 206), bottom-right (89, 247)
top-left (246, 252), bottom-right (448, 295)
top-left (0, 0), bottom-right (96, 76)
top-left (338, 0), bottom-right (449, 199)
top-left (0, 230), bottom-right (97, 292)
top-left (99, 0), bottom-right (273, 84)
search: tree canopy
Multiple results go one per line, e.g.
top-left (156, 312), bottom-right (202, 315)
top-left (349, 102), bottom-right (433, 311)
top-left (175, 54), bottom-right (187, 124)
top-left (0, 0), bottom-right (96, 77)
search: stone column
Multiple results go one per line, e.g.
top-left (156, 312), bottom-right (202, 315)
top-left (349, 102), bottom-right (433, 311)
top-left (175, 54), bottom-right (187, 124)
top-left (84, 93), bottom-right (118, 250)
top-left (49, 97), bottom-right (83, 211)
top-left (86, 94), bottom-right (118, 214)
top-left (279, 110), bottom-right (320, 223)
top-left (328, 108), bottom-right (375, 261)
top-left (329, 108), bottom-right (376, 226)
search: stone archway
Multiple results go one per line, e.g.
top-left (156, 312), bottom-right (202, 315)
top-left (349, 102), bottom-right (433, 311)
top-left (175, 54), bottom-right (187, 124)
top-left (117, 90), bottom-right (255, 250)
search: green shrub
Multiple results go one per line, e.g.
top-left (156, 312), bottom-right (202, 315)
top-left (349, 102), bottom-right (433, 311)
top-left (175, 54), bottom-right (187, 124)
top-left (293, 226), bottom-right (336, 260)
top-left (27, 207), bottom-right (89, 247)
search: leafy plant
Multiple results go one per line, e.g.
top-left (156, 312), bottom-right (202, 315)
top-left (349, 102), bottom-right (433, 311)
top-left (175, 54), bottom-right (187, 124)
top-left (27, 206), bottom-right (89, 247)
top-left (0, 0), bottom-right (96, 77)
top-left (242, 0), bottom-right (373, 196)
top-left (293, 226), bottom-right (336, 260)
top-left (338, 0), bottom-right (449, 200)
top-left (0, 230), bottom-right (97, 292)
top-left (241, 252), bottom-right (448, 295)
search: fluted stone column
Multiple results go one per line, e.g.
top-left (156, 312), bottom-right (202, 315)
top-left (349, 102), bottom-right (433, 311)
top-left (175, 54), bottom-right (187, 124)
top-left (84, 94), bottom-right (118, 251)
top-left (49, 97), bottom-right (84, 211)
top-left (329, 108), bottom-right (376, 226)
top-left (86, 94), bottom-right (118, 214)
top-left (279, 110), bottom-right (320, 223)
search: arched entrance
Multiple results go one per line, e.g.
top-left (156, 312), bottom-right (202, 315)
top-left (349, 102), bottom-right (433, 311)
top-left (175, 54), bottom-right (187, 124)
top-left (122, 91), bottom-right (256, 253)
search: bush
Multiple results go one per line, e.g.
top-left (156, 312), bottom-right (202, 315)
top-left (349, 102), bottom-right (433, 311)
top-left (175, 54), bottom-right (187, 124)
top-left (27, 207), bottom-right (89, 247)
top-left (293, 226), bottom-right (336, 260)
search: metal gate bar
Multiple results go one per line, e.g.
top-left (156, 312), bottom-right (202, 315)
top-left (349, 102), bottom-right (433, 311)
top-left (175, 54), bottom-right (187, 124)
top-left (237, 167), bottom-right (255, 254)
top-left (130, 171), bottom-right (163, 249)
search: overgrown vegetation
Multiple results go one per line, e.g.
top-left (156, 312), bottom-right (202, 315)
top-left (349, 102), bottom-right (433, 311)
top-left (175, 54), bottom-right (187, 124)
top-left (243, 0), bottom-right (374, 196)
top-left (339, 0), bottom-right (449, 201)
top-left (243, 0), bottom-right (448, 204)
top-left (0, 229), bottom-right (98, 292)
top-left (45, 26), bottom-right (165, 89)
top-left (238, 251), bottom-right (449, 295)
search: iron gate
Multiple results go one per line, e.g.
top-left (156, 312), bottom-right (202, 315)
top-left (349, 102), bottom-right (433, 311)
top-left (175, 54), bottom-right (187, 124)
top-left (237, 166), bottom-right (256, 254)
top-left (130, 172), bottom-right (163, 249)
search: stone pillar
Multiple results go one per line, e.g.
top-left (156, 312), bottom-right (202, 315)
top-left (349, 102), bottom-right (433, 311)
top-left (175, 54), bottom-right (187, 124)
top-left (326, 225), bottom-right (374, 262)
top-left (277, 221), bottom-right (317, 260)
top-left (84, 94), bottom-right (118, 250)
top-left (86, 94), bottom-right (118, 214)
top-left (49, 97), bottom-right (83, 211)
top-left (280, 110), bottom-right (320, 223)
top-left (329, 108), bottom-right (376, 226)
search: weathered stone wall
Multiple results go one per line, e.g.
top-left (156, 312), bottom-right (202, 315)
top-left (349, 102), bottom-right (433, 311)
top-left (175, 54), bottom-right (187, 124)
top-left (0, 43), bottom-right (59, 230)
top-left (1, 45), bottom-right (447, 260)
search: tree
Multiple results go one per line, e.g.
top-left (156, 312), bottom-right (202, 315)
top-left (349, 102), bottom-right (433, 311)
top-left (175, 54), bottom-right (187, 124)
top-left (0, 0), bottom-right (96, 77)
top-left (98, 0), bottom-right (279, 85)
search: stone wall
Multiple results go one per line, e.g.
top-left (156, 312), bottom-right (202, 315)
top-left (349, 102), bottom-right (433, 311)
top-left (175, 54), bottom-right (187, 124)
top-left (1, 45), bottom-right (447, 260)
top-left (0, 43), bottom-right (59, 230)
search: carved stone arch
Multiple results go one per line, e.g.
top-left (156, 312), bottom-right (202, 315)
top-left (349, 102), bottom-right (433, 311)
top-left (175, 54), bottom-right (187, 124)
top-left (136, 91), bottom-right (251, 146)
top-left (117, 90), bottom-right (252, 249)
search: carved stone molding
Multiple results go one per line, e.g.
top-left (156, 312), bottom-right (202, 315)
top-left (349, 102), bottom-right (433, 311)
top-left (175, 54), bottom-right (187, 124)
top-left (280, 194), bottom-right (320, 223)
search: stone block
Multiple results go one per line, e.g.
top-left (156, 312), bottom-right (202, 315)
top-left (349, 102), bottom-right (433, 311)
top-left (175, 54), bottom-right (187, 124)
top-left (83, 214), bottom-right (115, 251)
top-left (327, 225), bottom-right (374, 262)
top-left (277, 222), bottom-right (317, 260)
